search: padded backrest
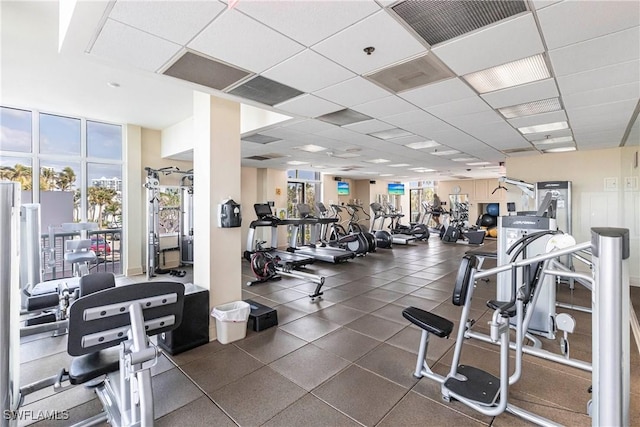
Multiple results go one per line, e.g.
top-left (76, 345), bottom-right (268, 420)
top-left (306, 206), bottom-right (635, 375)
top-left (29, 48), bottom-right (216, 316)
top-left (452, 255), bottom-right (478, 306)
top-left (79, 272), bottom-right (116, 297)
top-left (68, 281), bottom-right (185, 356)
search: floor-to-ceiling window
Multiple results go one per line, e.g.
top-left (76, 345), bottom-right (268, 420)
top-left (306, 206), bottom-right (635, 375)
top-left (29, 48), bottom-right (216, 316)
top-left (0, 106), bottom-right (124, 277)
top-left (409, 181), bottom-right (436, 225)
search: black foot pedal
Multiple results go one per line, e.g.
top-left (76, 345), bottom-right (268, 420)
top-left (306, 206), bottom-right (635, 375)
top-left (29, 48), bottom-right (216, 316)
top-left (444, 365), bottom-right (500, 406)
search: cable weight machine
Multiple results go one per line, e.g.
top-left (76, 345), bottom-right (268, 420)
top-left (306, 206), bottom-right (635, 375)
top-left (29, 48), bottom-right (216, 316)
top-left (144, 166), bottom-right (193, 279)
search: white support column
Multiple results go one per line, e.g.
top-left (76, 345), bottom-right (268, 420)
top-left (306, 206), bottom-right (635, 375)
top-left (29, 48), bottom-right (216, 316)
top-left (193, 92), bottom-right (242, 341)
top-left (124, 124), bottom-right (143, 276)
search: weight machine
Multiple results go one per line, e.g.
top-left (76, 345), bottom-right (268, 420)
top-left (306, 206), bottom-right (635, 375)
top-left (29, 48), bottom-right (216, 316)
top-left (144, 167), bottom-right (193, 279)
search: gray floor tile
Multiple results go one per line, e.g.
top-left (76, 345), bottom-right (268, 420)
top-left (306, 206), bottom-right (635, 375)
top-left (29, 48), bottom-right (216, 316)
top-left (345, 314), bottom-right (405, 341)
top-left (355, 343), bottom-right (420, 389)
top-left (152, 367), bottom-right (204, 418)
top-left (378, 391), bottom-right (488, 427)
top-left (235, 328), bottom-right (306, 364)
top-left (379, 281), bottom-right (421, 294)
top-left (370, 303), bottom-right (407, 325)
top-left (360, 288), bottom-right (404, 303)
top-left (279, 315), bottom-right (341, 342)
top-left (313, 327), bottom-right (382, 362)
top-left (210, 366), bottom-right (306, 426)
top-left (269, 344), bottom-right (349, 391)
top-left (261, 288), bottom-right (308, 304)
top-left (168, 340), bottom-right (226, 366)
top-left (284, 297), bottom-right (336, 314)
top-left (272, 304), bottom-right (308, 325)
top-left (340, 295), bottom-right (388, 312)
top-left (180, 345), bottom-right (263, 394)
top-left (156, 396), bottom-right (236, 427)
top-left (263, 393), bottom-right (359, 427)
top-left (313, 365), bottom-right (407, 426)
top-left (310, 303), bottom-right (367, 325)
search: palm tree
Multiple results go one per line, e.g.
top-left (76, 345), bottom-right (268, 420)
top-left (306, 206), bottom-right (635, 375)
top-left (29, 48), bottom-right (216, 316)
top-left (56, 167), bottom-right (76, 191)
top-left (88, 186), bottom-right (116, 228)
top-left (40, 167), bottom-right (55, 191)
top-left (11, 163), bottom-right (33, 190)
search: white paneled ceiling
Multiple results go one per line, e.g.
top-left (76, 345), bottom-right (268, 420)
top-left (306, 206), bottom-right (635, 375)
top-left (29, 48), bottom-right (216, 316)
top-left (1, 0), bottom-right (639, 181)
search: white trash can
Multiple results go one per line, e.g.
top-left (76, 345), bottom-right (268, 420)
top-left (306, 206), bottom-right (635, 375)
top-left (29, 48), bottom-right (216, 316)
top-left (211, 301), bottom-right (251, 344)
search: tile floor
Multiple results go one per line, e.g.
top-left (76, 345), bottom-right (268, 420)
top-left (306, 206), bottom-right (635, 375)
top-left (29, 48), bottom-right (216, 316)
top-left (18, 237), bottom-right (640, 426)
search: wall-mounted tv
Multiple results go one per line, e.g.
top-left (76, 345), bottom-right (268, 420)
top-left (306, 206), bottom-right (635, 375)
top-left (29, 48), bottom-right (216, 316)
top-left (337, 181), bottom-right (350, 195)
top-left (388, 183), bottom-right (405, 195)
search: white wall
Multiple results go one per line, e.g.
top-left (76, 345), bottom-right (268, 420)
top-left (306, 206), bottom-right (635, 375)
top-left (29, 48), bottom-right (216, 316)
top-left (161, 116), bottom-right (193, 158)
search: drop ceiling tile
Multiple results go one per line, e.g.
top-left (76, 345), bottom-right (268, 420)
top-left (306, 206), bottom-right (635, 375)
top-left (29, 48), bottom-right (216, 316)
top-left (401, 120), bottom-right (456, 138)
top-left (282, 119), bottom-right (337, 134)
top-left (425, 96), bottom-right (492, 119)
top-left (445, 110), bottom-right (503, 129)
top-left (381, 110), bottom-right (441, 127)
top-left (531, 0), bottom-right (563, 10)
top-left (314, 77), bottom-right (391, 107)
top-left (317, 127), bottom-right (382, 146)
top-left (352, 96), bottom-right (416, 118)
top-left (262, 49), bottom-right (354, 93)
top-left (432, 14), bottom-right (544, 75)
top-left (507, 110), bottom-right (568, 129)
top-left (189, 10), bottom-right (304, 73)
top-left (386, 135), bottom-right (428, 145)
top-left (562, 82), bottom-right (640, 110)
top-left (481, 78), bottom-right (559, 109)
top-left (343, 119), bottom-right (395, 134)
top-left (312, 10), bottom-right (427, 75)
top-left (236, 1), bottom-right (380, 47)
top-left (549, 26), bottom-right (640, 77)
top-left (567, 99), bottom-right (637, 127)
top-left (556, 60), bottom-right (640, 96)
top-left (109, 1), bottom-right (225, 45)
top-left (575, 129), bottom-right (626, 148)
top-left (537, 1), bottom-right (640, 50)
top-left (399, 78), bottom-right (477, 108)
top-left (466, 122), bottom-right (530, 148)
top-left (259, 127), bottom-right (307, 140)
top-left (275, 94), bottom-right (343, 118)
top-left (90, 19), bottom-right (182, 72)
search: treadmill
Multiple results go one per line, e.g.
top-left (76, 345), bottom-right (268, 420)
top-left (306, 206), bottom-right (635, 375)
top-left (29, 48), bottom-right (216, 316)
top-left (370, 202), bottom-right (416, 245)
top-left (288, 204), bottom-right (355, 264)
top-left (245, 203), bottom-right (314, 268)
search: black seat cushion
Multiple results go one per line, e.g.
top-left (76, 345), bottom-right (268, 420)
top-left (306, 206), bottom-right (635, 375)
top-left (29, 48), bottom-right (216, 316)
top-left (402, 307), bottom-right (454, 338)
top-left (487, 300), bottom-right (517, 318)
top-left (69, 348), bottom-right (120, 385)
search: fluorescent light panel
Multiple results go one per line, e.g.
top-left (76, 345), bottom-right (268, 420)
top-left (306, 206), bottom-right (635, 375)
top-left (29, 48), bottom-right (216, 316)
top-left (389, 163), bottom-right (410, 167)
top-left (379, 173), bottom-right (394, 177)
top-left (466, 161), bottom-right (491, 165)
top-left (369, 128), bottom-right (414, 140)
top-left (452, 157), bottom-right (477, 162)
top-left (544, 146), bottom-right (576, 153)
top-left (295, 144), bottom-right (327, 152)
top-left (332, 152), bottom-right (360, 158)
top-left (431, 150), bottom-right (460, 156)
top-left (405, 140), bottom-right (440, 150)
top-left (518, 121), bottom-right (568, 135)
top-left (498, 98), bottom-right (561, 119)
top-left (463, 54), bottom-right (550, 94)
top-left (287, 160), bottom-right (308, 165)
top-left (364, 158), bottom-right (390, 164)
top-left (531, 136), bottom-right (574, 145)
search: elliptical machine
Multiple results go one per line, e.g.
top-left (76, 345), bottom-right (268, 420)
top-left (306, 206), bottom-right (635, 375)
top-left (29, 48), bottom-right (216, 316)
top-left (314, 202), bottom-right (369, 255)
top-left (369, 203), bottom-right (393, 248)
top-left (385, 203), bottom-right (429, 241)
top-left (346, 203), bottom-right (376, 253)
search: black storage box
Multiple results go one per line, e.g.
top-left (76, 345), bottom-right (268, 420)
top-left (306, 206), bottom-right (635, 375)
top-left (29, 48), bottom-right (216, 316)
top-left (245, 299), bottom-right (278, 332)
top-left (158, 283), bottom-right (209, 355)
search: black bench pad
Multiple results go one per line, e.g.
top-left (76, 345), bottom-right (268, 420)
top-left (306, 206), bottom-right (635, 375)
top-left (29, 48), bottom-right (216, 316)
top-left (402, 307), bottom-right (454, 338)
top-left (69, 348), bottom-right (120, 385)
top-left (465, 249), bottom-right (497, 259)
top-left (487, 300), bottom-right (517, 318)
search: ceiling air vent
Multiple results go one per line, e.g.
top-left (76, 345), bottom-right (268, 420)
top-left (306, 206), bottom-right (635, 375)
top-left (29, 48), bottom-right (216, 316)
top-left (243, 153), bottom-right (286, 161)
top-left (242, 134), bottom-right (282, 144)
top-left (366, 54), bottom-right (454, 93)
top-left (503, 147), bottom-right (537, 154)
top-left (163, 52), bottom-right (251, 91)
top-left (228, 76), bottom-right (303, 106)
top-left (392, 0), bottom-right (527, 46)
top-left (317, 109), bottom-right (372, 126)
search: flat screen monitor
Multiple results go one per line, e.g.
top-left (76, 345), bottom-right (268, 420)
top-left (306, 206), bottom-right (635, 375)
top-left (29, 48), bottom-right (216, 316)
top-left (337, 181), bottom-right (350, 195)
top-left (388, 183), bottom-right (405, 196)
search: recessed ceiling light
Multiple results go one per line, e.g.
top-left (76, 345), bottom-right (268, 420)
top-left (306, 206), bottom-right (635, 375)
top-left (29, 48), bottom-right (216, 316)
top-left (368, 128), bottom-right (414, 140)
top-left (452, 157), bottom-right (477, 162)
top-left (498, 98), bottom-right (561, 119)
top-left (518, 121), bottom-right (568, 135)
top-left (389, 163), bottom-right (410, 167)
top-left (295, 144), bottom-right (327, 152)
top-left (107, 82), bottom-right (120, 88)
top-left (466, 161), bottom-right (491, 166)
top-left (431, 150), bottom-right (460, 156)
top-left (405, 140), bottom-right (440, 150)
top-left (311, 165), bottom-right (326, 169)
top-left (409, 167), bottom-right (435, 172)
top-left (531, 136), bottom-right (574, 145)
top-left (287, 160), bottom-right (309, 165)
top-left (365, 158), bottom-right (390, 164)
top-left (543, 146), bottom-right (576, 153)
top-left (379, 173), bottom-right (394, 177)
top-left (463, 54), bottom-right (550, 94)
top-left (332, 152), bottom-right (361, 158)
